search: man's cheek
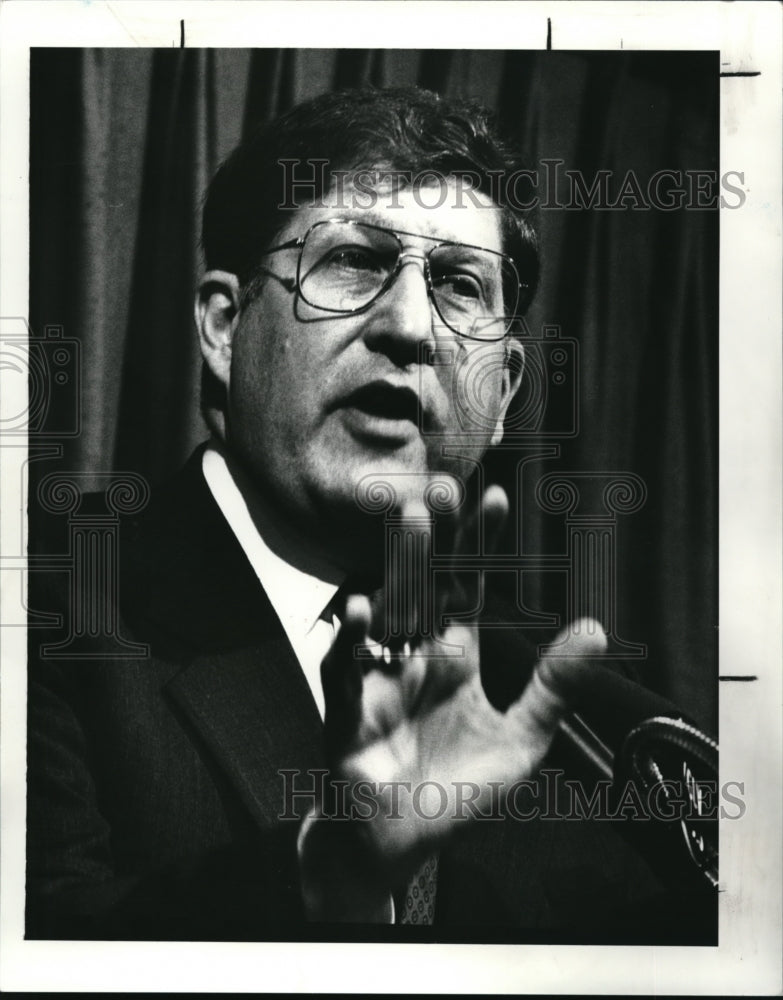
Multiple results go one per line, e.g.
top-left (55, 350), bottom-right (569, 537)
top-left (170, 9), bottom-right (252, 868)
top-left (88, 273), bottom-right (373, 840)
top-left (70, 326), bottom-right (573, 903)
top-left (452, 352), bottom-right (504, 436)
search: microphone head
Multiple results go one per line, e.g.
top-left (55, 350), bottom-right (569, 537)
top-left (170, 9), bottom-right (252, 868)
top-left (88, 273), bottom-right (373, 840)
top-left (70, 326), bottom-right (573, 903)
top-left (555, 664), bottom-right (719, 890)
top-left (620, 716), bottom-right (718, 888)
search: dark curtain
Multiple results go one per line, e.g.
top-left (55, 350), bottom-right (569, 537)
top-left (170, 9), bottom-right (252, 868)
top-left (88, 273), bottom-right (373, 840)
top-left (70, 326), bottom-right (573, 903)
top-left (29, 49), bottom-right (718, 732)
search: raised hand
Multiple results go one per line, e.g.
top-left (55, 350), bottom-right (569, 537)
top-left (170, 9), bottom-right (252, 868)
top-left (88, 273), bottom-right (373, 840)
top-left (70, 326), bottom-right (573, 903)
top-left (317, 479), bottom-right (607, 878)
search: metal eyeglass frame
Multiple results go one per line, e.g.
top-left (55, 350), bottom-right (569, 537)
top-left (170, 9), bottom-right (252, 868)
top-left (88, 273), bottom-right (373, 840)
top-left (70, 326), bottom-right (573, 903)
top-left (258, 217), bottom-right (525, 342)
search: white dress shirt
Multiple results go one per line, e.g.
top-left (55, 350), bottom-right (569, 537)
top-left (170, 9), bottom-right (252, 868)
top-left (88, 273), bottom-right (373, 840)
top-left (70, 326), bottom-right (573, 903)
top-left (202, 443), bottom-right (342, 720)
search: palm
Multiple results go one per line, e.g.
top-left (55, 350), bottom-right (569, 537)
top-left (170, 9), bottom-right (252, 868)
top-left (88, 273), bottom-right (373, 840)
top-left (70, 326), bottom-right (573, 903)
top-left (320, 486), bottom-right (606, 866)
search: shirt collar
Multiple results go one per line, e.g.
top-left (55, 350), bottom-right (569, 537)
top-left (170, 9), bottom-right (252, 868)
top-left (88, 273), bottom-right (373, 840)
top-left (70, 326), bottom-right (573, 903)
top-left (201, 443), bottom-right (342, 638)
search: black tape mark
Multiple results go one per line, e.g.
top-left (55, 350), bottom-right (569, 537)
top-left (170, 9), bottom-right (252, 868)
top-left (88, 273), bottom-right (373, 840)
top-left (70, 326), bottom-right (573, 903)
top-left (180, 19), bottom-right (185, 48)
top-left (546, 17), bottom-right (552, 50)
top-left (720, 71), bottom-right (761, 77)
top-left (718, 675), bottom-right (758, 681)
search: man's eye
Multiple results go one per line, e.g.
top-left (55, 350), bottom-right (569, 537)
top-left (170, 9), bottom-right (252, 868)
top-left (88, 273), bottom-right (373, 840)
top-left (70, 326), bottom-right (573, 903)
top-left (434, 273), bottom-right (483, 300)
top-left (325, 246), bottom-right (381, 272)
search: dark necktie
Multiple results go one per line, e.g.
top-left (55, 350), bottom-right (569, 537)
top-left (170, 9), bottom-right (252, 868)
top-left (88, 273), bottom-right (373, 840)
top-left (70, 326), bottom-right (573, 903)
top-left (328, 584), bottom-right (440, 925)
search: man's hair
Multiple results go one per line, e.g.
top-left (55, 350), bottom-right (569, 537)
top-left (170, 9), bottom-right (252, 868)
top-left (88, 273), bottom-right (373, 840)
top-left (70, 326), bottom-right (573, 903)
top-left (200, 86), bottom-right (539, 425)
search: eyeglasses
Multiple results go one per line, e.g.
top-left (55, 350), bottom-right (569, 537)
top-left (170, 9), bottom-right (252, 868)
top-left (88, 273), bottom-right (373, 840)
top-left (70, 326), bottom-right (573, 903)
top-left (260, 218), bottom-right (524, 342)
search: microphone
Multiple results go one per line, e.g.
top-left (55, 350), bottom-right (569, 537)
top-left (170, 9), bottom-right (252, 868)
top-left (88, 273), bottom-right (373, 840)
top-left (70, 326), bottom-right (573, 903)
top-left (552, 666), bottom-right (719, 890)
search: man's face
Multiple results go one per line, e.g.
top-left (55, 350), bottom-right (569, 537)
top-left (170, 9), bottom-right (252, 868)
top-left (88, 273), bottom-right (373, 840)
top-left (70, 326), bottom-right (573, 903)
top-left (222, 179), bottom-right (523, 532)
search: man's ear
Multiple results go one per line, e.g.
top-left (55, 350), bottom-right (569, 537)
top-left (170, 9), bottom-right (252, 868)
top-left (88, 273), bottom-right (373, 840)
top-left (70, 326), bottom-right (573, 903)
top-left (491, 338), bottom-right (525, 446)
top-left (195, 270), bottom-right (241, 389)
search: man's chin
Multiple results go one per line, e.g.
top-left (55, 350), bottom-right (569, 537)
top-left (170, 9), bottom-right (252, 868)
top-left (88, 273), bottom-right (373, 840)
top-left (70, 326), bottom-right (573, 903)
top-left (310, 456), bottom-right (465, 521)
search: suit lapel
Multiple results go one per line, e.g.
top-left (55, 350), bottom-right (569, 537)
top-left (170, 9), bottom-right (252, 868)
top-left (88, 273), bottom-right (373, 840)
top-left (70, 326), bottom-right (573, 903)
top-left (166, 636), bottom-right (325, 829)
top-left (123, 445), bottom-right (326, 828)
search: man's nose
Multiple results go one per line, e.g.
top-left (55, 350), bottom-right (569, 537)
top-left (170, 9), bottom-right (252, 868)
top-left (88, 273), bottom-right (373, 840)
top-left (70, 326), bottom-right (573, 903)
top-left (361, 255), bottom-right (436, 362)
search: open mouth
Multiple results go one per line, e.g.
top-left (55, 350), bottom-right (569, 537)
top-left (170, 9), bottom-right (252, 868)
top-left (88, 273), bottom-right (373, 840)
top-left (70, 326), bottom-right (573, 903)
top-left (343, 382), bottom-right (424, 428)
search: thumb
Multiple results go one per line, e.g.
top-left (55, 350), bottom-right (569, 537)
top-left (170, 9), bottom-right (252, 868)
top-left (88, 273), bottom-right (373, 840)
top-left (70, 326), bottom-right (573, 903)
top-left (536, 617), bottom-right (608, 700)
top-left (506, 618), bottom-right (608, 749)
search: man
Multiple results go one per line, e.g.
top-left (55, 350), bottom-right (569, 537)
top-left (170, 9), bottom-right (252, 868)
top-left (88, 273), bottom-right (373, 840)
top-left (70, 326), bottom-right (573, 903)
top-left (26, 87), bottom-right (687, 940)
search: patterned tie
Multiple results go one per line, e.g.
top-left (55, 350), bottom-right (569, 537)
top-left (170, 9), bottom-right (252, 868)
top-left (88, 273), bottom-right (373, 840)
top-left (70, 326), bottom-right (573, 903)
top-left (397, 853), bottom-right (439, 925)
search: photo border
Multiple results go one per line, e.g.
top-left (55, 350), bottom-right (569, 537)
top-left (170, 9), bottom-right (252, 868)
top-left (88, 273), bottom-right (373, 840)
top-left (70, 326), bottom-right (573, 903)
top-left (1, 1), bottom-right (780, 994)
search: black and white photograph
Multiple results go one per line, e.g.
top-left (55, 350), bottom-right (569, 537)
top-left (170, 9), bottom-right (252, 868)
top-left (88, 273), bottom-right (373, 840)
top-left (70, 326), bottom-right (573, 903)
top-left (1, 2), bottom-right (780, 994)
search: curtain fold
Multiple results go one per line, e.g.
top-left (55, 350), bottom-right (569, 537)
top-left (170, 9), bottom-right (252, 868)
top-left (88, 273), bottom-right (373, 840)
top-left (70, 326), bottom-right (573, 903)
top-left (115, 49), bottom-right (214, 475)
top-left (29, 48), bottom-right (718, 731)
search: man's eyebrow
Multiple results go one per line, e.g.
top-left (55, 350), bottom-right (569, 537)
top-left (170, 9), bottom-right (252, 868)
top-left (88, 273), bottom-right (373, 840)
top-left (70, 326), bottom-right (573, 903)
top-left (325, 209), bottom-right (491, 249)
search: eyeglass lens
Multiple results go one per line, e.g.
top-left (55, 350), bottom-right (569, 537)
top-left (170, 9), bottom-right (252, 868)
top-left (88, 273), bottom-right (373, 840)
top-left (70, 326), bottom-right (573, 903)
top-left (297, 221), bottom-right (518, 340)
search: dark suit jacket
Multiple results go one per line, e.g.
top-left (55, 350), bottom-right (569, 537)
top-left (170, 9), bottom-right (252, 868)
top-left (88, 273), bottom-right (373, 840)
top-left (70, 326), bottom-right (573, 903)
top-left (26, 448), bottom-right (713, 943)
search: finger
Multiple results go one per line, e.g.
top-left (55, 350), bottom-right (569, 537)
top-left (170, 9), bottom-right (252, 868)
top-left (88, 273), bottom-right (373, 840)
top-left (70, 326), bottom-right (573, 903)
top-left (387, 499), bottom-right (432, 649)
top-left (506, 618), bottom-right (608, 756)
top-left (449, 482), bottom-right (508, 619)
top-left (321, 594), bottom-right (371, 761)
top-left (440, 483), bottom-right (508, 624)
top-left (482, 484), bottom-right (509, 558)
top-left (426, 473), bottom-right (465, 560)
top-left (411, 474), bottom-right (466, 630)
